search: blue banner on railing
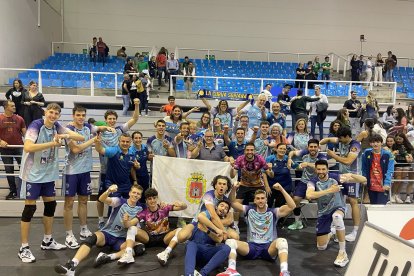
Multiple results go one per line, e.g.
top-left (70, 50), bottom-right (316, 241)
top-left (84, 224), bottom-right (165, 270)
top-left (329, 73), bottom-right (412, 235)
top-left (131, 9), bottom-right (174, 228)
top-left (197, 89), bottom-right (256, 101)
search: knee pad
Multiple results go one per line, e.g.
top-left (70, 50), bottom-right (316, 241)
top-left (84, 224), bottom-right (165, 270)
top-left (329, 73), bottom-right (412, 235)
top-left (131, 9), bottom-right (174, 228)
top-left (134, 242), bottom-right (145, 256)
top-left (225, 239), bottom-right (238, 250)
top-left (317, 243), bottom-right (328, 251)
top-left (81, 234), bottom-right (97, 248)
top-left (21, 205), bottom-right (37, 222)
top-left (293, 207), bottom-right (301, 216)
top-left (332, 213), bottom-right (345, 231)
top-left (127, 226), bottom-right (138, 241)
top-left (276, 238), bottom-right (288, 254)
top-left (43, 201), bottom-right (57, 217)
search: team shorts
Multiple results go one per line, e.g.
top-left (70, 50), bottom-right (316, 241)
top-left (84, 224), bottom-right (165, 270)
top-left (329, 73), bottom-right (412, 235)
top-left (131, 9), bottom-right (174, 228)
top-left (341, 183), bottom-right (359, 198)
top-left (244, 242), bottom-right (275, 261)
top-left (101, 231), bottom-right (126, 251)
top-left (63, 172), bottom-right (92, 197)
top-left (293, 181), bottom-right (307, 198)
top-left (236, 186), bottom-right (263, 201)
top-left (147, 232), bottom-right (168, 247)
top-left (21, 181), bottom-right (55, 199)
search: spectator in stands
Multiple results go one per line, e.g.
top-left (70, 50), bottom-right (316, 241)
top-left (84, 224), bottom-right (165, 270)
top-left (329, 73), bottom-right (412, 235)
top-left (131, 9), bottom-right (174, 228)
top-left (149, 56), bottom-right (157, 79)
top-left (343, 91), bottom-right (362, 137)
top-left (124, 58), bottom-right (137, 75)
top-left (260, 83), bottom-right (273, 110)
top-left (117, 46), bottom-right (127, 60)
top-left (121, 74), bottom-right (132, 116)
top-left (389, 107), bottom-right (408, 136)
top-left (136, 55), bottom-right (148, 73)
top-left (167, 53), bottom-right (179, 92)
top-left (174, 122), bottom-right (191, 159)
top-left (391, 132), bottom-right (414, 204)
top-left (133, 52), bottom-right (141, 68)
top-left (0, 100), bottom-right (26, 200)
top-left (406, 104), bottom-right (414, 122)
top-left (224, 126), bottom-right (252, 163)
top-left (374, 53), bottom-right (385, 86)
top-left (385, 51), bottom-right (397, 82)
top-left (252, 121), bottom-right (271, 158)
top-left (268, 123), bottom-right (287, 149)
top-left (163, 105), bottom-right (197, 139)
top-left (350, 54), bottom-right (359, 82)
top-left (181, 56), bottom-right (190, 72)
top-left (147, 119), bottom-right (175, 157)
top-left (364, 56), bottom-right (373, 83)
top-left (327, 120), bottom-right (342, 153)
top-left (196, 112), bottom-right (211, 131)
top-left (212, 117), bottom-right (225, 146)
top-left (289, 89), bottom-right (320, 129)
top-left (336, 108), bottom-right (351, 128)
top-left (309, 85), bottom-right (329, 140)
top-left (321, 56), bottom-right (332, 87)
top-left (22, 81), bottom-right (45, 127)
top-left (277, 84), bottom-right (292, 116)
top-left (295, 63), bottom-right (306, 89)
top-left (233, 114), bottom-right (254, 141)
top-left (361, 134), bottom-right (394, 205)
top-left (287, 118), bottom-right (310, 151)
top-left (129, 75), bottom-right (143, 113)
top-left (156, 48), bottom-right (168, 89)
top-left (362, 91), bottom-right (379, 121)
top-left (357, 55), bottom-right (365, 82)
top-left (184, 61), bottom-right (195, 99)
top-left (266, 102), bottom-right (287, 136)
top-left (138, 73), bottom-right (149, 115)
top-left (201, 98), bottom-right (250, 134)
top-left (382, 105), bottom-right (396, 130)
top-left (97, 37), bottom-right (107, 66)
top-left (244, 94), bottom-right (267, 129)
top-left (5, 78), bottom-right (26, 117)
top-left (305, 62), bottom-right (316, 89)
top-left (313, 56), bottom-right (321, 79)
top-left (89, 37), bottom-right (97, 65)
top-left (191, 130), bottom-right (230, 162)
top-left (160, 96), bottom-right (176, 116)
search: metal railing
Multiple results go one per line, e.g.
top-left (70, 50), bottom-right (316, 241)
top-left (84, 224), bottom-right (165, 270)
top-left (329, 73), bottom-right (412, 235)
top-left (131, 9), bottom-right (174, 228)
top-left (169, 74), bottom-right (397, 104)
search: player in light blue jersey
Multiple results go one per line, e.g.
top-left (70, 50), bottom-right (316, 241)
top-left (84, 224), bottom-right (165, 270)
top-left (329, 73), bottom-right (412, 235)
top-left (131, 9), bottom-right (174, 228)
top-left (18, 103), bottom-right (85, 264)
top-left (287, 138), bottom-right (326, 230)
top-left (217, 183), bottom-right (295, 276)
top-left (97, 98), bottom-right (140, 228)
top-left (306, 159), bottom-right (366, 268)
top-left (55, 184), bottom-right (146, 275)
top-left (63, 105), bottom-right (116, 250)
top-left (146, 119), bottom-right (176, 157)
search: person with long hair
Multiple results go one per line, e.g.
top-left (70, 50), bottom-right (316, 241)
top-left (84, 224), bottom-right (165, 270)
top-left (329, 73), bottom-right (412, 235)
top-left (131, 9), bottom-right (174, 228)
top-left (196, 112), bottom-right (211, 131)
top-left (156, 47), bottom-right (168, 88)
top-left (336, 108), bottom-right (351, 128)
top-left (163, 105), bottom-right (196, 139)
top-left (391, 132), bottom-right (414, 204)
top-left (350, 54), bottom-right (360, 82)
top-left (268, 123), bottom-right (287, 149)
top-left (327, 120), bottom-right (342, 152)
top-left (389, 107), bottom-right (407, 135)
top-left (406, 104), bottom-right (414, 122)
top-left (5, 79), bottom-right (26, 117)
top-left (362, 91), bottom-right (379, 121)
top-left (382, 105), bottom-right (396, 130)
top-left (374, 53), bottom-right (384, 86)
top-left (21, 81), bottom-right (45, 127)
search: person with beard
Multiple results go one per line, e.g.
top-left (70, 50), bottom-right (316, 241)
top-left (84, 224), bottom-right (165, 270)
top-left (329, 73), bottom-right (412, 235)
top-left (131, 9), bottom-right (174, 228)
top-left (217, 183), bottom-right (295, 276)
top-left (319, 127), bottom-right (361, 242)
top-left (230, 143), bottom-right (273, 231)
top-left (306, 160), bottom-right (366, 268)
top-left (287, 139), bottom-right (327, 230)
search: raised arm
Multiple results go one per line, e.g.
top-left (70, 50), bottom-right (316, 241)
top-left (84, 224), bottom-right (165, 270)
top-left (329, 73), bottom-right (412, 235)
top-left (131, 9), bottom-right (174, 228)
top-left (98, 184), bottom-right (118, 205)
top-left (274, 183), bottom-right (296, 218)
top-left (126, 98), bottom-right (140, 129)
top-left (201, 98), bottom-right (212, 112)
top-left (236, 99), bottom-right (250, 113)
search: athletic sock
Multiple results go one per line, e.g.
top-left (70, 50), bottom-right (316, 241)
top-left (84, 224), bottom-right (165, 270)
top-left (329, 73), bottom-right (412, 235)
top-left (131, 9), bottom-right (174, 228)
top-left (165, 247), bottom-right (172, 254)
top-left (43, 234), bottom-right (52, 242)
top-left (80, 225), bottom-right (88, 232)
top-left (228, 259), bottom-right (236, 270)
top-left (98, 217), bottom-right (104, 223)
top-left (280, 262), bottom-right (288, 272)
top-left (21, 243), bottom-right (29, 248)
top-left (339, 241), bottom-right (346, 252)
top-left (72, 258), bottom-right (79, 266)
top-left (66, 230), bottom-right (73, 236)
top-left (108, 253), bottom-right (117, 260)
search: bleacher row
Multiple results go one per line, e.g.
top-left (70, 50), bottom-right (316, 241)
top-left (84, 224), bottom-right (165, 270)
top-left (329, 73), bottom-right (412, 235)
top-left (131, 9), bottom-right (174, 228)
top-left (9, 53), bottom-right (373, 97)
top-left (395, 66), bottom-right (414, 97)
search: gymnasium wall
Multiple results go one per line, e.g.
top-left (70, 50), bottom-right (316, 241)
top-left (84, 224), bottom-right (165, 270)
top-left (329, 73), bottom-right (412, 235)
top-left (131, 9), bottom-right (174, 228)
top-left (63, 0), bottom-right (414, 60)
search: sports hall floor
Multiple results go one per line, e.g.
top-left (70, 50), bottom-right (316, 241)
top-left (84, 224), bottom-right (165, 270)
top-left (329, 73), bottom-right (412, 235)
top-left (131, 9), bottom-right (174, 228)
top-left (0, 217), bottom-right (354, 276)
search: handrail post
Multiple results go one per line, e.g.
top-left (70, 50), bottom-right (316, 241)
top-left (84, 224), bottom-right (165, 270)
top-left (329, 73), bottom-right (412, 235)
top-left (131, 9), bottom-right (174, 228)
top-left (52, 42), bottom-right (54, 56)
top-left (267, 52), bottom-right (270, 63)
top-left (336, 57), bottom-right (340, 73)
top-left (91, 73), bottom-right (94, 96)
top-left (297, 53), bottom-right (300, 64)
top-left (238, 51), bottom-right (240, 62)
top-left (392, 82), bottom-right (397, 104)
top-left (170, 74), bottom-right (173, 96)
top-left (38, 70), bottom-right (43, 93)
top-left (114, 73), bottom-right (118, 97)
top-left (260, 79), bottom-right (264, 91)
top-left (304, 80), bottom-right (308, 96)
top-left (348, 81), bottom-right (352, 98)
top-left (343, 60), bottom-right (347, 77)
top-left (215, 77), bottom-right (219, 91)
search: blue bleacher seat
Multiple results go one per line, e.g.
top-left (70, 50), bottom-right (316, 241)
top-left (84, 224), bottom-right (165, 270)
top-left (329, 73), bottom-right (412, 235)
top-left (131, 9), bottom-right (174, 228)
top-left (52, 79), bottom-right (62, 86)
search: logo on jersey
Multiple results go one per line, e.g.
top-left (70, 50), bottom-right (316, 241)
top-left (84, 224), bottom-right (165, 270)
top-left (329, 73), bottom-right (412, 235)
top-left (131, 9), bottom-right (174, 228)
top-left (186, 172), bottom-right (207, 204)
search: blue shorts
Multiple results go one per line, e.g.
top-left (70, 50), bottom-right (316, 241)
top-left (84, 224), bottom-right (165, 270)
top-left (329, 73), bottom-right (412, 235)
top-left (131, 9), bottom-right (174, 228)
top-left (341, 183), bottom-right (359, 198)
top-left (64, 172), bottom-right (92, 197)
top-left (101, 231), bottom-right (126, 251)
top-left (316, 208), bottom-right (345, 236)
top-left (104, 179), bottom-right (130, 198)
top-left (244, 242), bottom-right (275, 261)
top-left (21, 181), bottom-right (55, 200)
top-left (293, 181), bottom-right (307, 198)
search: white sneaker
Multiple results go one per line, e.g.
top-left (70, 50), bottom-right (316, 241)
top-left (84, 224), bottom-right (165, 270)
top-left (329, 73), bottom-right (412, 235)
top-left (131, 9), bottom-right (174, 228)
top-left (157, 250), bottom-right (170, 266)
top-left (345, 231), bottom-right (357, 242)
top-left (405, 196), bottom-right (412, 204)
top-left (18, 246), bottom-right (36, 263)
top-left (334, 251), bottom-right (349, 267)
top-left (65, 235), bottom-right (80, 249)
top-left (390, 195), bottom-right (396, 203)
top-left (194, 269), bottom-right (202, 276)
top-left (79, 228), bottom-right (93, 241)
top-left (118, 251), bottom-right (134, 265)
top-left (41, 238), bottom-right (67, 250)
top-left (395, 195), bottom-right (404, 204)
